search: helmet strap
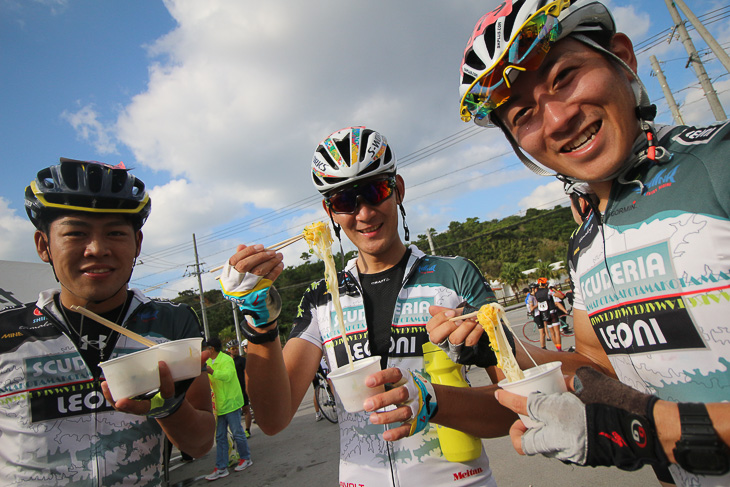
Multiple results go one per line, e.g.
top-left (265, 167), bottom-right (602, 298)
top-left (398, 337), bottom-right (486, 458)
top-left (326, 212), bottom-right (346, 268)
top-left (395, 186), bottom-right (410, 242)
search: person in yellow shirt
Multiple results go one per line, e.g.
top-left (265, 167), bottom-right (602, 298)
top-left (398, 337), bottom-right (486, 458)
top-left (205, 337), bottom-right (253, 480)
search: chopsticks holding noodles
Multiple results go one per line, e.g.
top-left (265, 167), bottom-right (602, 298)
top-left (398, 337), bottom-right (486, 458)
top-left (449, 310), bottom-right (480, 322)
top-left (209, 234), bottom-right (306, 273)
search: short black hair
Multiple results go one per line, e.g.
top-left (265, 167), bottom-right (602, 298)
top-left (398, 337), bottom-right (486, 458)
top-left (206, 337), bottom-right (222, 352)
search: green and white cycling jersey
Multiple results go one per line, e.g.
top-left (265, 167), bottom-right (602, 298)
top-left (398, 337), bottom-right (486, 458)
top-left (568, 122), bottom-right (730, 487)
top-left (0, 288), bottom-right (203, 486)
top-left (291, 246), bottom-right (498, 487)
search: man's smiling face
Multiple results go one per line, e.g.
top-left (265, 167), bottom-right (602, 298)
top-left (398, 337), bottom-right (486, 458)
top-left (495, 35), bottom-right (642, 182)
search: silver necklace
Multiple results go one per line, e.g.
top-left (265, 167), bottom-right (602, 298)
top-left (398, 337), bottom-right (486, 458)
top-left (59, 296), bottom-right (129, 361)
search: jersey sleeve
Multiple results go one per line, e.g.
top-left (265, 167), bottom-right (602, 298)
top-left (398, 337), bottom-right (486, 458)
top-left (288, 280), bottom-right (325, 348)
top-left (450, 257), bottom-right (503, 368)
top-left (667, 122), bottom-right (730, 216)
top-left (455, 257), bottom-right (496, 307)
top-left (177, 304), bottom-right (206, 339)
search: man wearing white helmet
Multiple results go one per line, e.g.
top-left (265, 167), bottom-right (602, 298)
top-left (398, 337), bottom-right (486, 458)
top-left (367, 1), bottom-right (730, 485)
top-left (216, 126), bottom-right (515, 486)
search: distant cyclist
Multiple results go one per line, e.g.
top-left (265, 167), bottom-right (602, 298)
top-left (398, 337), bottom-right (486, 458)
top-left (549, 286), bottom-right (572, 333)
top-left (533, 278), bottom-right (565, 351)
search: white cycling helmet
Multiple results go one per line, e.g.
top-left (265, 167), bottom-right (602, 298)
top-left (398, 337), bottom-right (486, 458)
top-left (311, 126), bottom-right (396, 194)
top-left (459, 0), bottom-right (655, 178)
top-left (460, 0), bottom-right (614, 108)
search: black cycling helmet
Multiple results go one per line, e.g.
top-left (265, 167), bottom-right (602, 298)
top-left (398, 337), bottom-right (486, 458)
top-left (25, 158), bottom-right (151, 231)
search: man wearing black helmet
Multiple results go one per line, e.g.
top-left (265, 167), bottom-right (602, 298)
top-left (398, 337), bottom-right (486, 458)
top-left (0, 158), bottom-right (215, 485)
top-left (216, 127), bottom-right (514, 486)
top-left (368, 1), bottom-right (730, 486)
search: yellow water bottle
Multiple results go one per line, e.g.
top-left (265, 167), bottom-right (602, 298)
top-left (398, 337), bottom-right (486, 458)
top-left (422, 341), bottom-right (483, 462)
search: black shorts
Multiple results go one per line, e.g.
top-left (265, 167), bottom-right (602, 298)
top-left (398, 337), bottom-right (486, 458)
top-left (243, 392), bottom-right (249, 407)
top-left (534, 310), bottom-right (558, 329)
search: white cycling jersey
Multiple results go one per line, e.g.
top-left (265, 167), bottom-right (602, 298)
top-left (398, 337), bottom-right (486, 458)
top-left (291, 246), bottom-right (498, 487)
top-left (569, 122), bottom-right (730, 486)
top-left (0, 288), bottom-right (203, 486)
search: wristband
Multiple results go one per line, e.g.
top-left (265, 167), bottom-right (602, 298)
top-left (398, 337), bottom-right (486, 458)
top-left (240, 318), bottom-right (280, 345)
top-left (394, 369), bottom-right (438, 436)
top-left (145, 376), bottom-right (195, 419)
top-left (146, 391), bottom-right (185, 419)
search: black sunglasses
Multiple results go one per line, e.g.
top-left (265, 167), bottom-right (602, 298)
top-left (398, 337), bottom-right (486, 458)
top-left (325, 177), bottom-right (397, 214)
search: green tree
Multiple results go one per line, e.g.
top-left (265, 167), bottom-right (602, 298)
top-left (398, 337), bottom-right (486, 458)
top-left (534, 261), bottom-right (553, 281)
top-left (499, 262), bottom-right (524, 295)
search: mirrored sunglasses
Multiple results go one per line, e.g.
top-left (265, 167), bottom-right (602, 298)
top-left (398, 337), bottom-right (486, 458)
top-left (460, 0), bottom-right (568, 125)
top-left (325, 177), bottom-right (396, 214)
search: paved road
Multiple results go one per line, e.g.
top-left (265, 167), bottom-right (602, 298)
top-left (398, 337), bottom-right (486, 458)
top-left (169, 306), bottom-right (659, 486)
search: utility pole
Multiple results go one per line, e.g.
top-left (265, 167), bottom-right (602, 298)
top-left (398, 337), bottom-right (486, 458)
top-left (664, 0), bottom-right (726, 121)
top-left (650, 55), bottom-right (685, 125)
top-left (671, 0), bottom-right (730, 75)
top-left (191, 233), bottom-right (210, 339)
top-left (425, 228), bottom-right (436, 254)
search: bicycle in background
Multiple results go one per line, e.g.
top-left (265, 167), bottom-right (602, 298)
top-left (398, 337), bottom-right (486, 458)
top-left (314, 368), bottom-right (338, 424)
top-left (522, 313), bottom-right (574, 343)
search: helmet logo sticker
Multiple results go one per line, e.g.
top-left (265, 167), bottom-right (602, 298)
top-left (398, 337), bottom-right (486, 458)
top-left (351, 127), bottom-right (361, 168)
top-left (323, 138), bottom-right (345, 168)
top-left (312, 155), bottom-right (328, 177)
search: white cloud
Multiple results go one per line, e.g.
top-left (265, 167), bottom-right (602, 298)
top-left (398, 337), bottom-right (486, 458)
top-left (0, 197), bottom-right (40, 263)
top-left (61, 104), bottom-right (118, 155)
top-left (517, 180), bottom-right (569, 211)
top-left (611, 4), bottom-right (652, 42)
top-left (59, 0), bottom-right (494, 280)
top-left (678, 78), bottom-right (730, 125)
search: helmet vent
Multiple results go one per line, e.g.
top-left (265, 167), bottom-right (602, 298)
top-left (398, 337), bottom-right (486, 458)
top-left (334, 134), bottom-right (351, 166)
top-left (111, 169), bottom-right (129, 193)
top-left (87, 164), bottom-right (103, 193)
top-left (503, 0), bottom-right (529, 43)
top-left (60, 162), bottom-right (79, 191)
top-left (483, 23), bottom-right (497, 59)
top-left (359, 129), bottom-right (374, 162)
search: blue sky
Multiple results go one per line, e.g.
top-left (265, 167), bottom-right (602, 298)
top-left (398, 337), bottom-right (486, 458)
top-left (2, 0), bottom-right (729, 299)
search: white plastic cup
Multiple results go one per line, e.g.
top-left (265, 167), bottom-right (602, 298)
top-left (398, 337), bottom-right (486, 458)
top-left (327, 355), bottom-right (384, 413)
top-left (99, 347), bottom-right (160, 401)
top-left (156, 337), bottom-right (203, 381)
top-left (498, 361), bottom-right (567, 428)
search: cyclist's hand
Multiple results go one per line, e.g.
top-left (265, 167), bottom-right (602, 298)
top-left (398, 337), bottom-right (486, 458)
top-left (427, 305), bottom-right (484, 348)
top-left (227, 244), bottom-right (284, 280)
top-left (496, 368), bottom-right (669, 471)
top-left (101, 361), bottom-right (179, 417)
top-left (219, 244), bottom-right (284, 327)
top-left (363, 368), bottom-right (416, 441)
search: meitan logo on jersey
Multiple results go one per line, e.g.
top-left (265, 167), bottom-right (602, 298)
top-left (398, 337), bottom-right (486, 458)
top-left (582, 241), bottom-right (705, 355)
